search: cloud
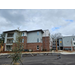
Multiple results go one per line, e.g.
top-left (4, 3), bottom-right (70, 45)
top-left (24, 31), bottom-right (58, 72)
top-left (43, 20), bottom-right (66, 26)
top-left (0, 9), bottom-right (75, 36)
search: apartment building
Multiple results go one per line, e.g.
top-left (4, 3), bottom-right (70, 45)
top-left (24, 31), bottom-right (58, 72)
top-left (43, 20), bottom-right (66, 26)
top-left (3, 29), bottom-right (50, 51)
top-left (52, 36), bottom-right (75, 51)
top-left (63, 36), bottom-right (75, 51)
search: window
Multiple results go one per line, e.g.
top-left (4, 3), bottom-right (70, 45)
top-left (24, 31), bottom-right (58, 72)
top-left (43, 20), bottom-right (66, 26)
top-left (20, 39), bottom-right (22, 43)
top-left (22, 39), bottom-right (24, 43)
top-left (60, 41), bottom-right (62, 43)
top-left (37, 32), bottom-right (39, 35)
top-left (37, 45), bottom-right (39, 50)
top-left (37, 38), bottom-right (39, 42)
top-left (74, 47), bottom-right (75, 50)
top-left (74, 42), bottom-right (75, 45)
top-left (73, 38), bottom-right (74, 41)
top-left (22, 32), bottom-right (24, 36)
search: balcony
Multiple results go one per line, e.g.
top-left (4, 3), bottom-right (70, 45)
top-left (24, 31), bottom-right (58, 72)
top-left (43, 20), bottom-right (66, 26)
top-left (7, 33), bottom-right (14, 38)
top-left (6, 42), bottom-right (13, 45)
top-left (6, 39), bottom-right (13, 45)
top-left (6, 45), bottom-right (12, 51)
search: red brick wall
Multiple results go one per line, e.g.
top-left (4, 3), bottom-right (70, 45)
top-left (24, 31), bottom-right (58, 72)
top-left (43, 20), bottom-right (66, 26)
top-left (42, 37), bottom-right (50, 51)
top-left (26, 43), bottom-right (42, 51)
top-left (63, 47), bottom-right (75, 51)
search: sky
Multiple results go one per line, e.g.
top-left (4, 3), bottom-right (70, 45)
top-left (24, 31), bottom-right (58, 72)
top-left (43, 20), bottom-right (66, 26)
top-left (0, 9), bottom-right (75, 36)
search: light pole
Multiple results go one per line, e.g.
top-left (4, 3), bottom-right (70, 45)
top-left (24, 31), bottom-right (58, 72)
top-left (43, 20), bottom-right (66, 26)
top-left (71, 40), bottom-right (72, 51)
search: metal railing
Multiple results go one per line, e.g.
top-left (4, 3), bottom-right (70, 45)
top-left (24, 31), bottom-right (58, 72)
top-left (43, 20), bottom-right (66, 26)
top-left (6, 42), bottom-right (13, 44)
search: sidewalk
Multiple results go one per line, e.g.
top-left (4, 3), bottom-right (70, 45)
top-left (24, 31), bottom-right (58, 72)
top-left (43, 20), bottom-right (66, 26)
top-left (0, 51), bottom-right (75, 55)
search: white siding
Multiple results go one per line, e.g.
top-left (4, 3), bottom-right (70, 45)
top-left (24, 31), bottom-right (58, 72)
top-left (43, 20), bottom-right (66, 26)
top-left (4, 33), bottom-right (7, 43)
top-left (43, 30), bottom-right (50, 37)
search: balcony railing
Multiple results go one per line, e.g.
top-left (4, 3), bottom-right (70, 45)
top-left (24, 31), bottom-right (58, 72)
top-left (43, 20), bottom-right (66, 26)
top-left (6, 49), bottom-right (12, 51)
top-left (7, 42), bottom-right (13, 44)
top-left (7, 33), bottom-right (14, 38)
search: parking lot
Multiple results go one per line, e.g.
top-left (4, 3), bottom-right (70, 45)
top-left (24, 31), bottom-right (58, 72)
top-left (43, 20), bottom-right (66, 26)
top-left (0, 53), bottom-right (75, 65)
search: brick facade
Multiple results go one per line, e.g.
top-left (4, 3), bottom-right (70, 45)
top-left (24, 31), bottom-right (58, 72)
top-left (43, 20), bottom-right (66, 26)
top-left (63, 47), bottom-right (75, 51)
top-left (26, 43), bottom-right (43, 51)
top-left (42, 37), bottom-right (50, 51)
top-left (4, 34), bottom-right (50, 52)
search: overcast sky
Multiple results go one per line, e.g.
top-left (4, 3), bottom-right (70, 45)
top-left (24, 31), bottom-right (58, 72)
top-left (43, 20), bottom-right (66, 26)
top-left (0, 9), bottom-right (75, 36)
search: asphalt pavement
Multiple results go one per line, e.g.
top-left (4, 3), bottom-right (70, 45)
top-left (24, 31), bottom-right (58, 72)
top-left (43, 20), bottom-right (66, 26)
top-left (0, 53), bottom-right (75, 65)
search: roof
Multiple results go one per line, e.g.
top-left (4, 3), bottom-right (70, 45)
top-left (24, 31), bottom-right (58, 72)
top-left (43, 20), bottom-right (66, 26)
top-left (27, 29), bottom-right (44, 33)
top-left (3, 30), bottom-right (19, 33)
top-left (63, 36), bottom-right (75, 38)
top-left (21, 30), bottom-right (27, 32)
top-left (3, 29), bottom-right (44, 33)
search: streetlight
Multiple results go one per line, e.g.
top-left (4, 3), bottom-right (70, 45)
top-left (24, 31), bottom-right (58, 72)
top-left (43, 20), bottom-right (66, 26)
top-left (71, 39), bottom-right (73, 51)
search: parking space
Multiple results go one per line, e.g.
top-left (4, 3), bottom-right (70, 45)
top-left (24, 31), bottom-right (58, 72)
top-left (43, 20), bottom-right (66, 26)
top-left (0, 53), bottom-right (75, 65)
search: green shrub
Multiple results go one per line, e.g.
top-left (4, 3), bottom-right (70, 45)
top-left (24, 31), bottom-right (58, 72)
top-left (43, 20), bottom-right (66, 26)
top-left (50, 49), bottom-right (53, 51)
top-left (45, 49), bottom-right (47, 51)
top-left (31, 49), bottom-right (33, 52)
top-left (27, 49), bottom-right (29, 52)
top-left (42, 49), bottom-right (44, 51)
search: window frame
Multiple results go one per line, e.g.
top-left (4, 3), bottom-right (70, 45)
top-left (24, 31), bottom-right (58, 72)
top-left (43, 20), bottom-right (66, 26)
top-left (37, 38), bottom-right (39, 42)
top-left (37, 45), bottom-right (39, 50)
top-left (74, 42), bottom-right (75, 45)
top-left (22, 32), bottom-right (24, 36)
top-left (37, 31), bottom-right (39, 35)
top-left (22, 39), bottom-right (24, 43)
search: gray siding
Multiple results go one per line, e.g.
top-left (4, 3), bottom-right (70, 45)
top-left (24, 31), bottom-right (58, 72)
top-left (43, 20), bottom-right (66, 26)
top-left (63, 36), bottom-right (75, 47)
top-left (27, 31), bottom-right (42, 43)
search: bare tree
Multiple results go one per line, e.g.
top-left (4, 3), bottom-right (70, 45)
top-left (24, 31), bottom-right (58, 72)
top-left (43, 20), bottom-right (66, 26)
top-left (51, 33), bottom-right (62, 39)
top-left (11, 30), bottom-right (24, 65)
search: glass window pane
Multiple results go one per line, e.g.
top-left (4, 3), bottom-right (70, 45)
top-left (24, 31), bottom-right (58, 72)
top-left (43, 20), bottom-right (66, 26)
top-left (37, 45), bottom-right (39, 50)
top-left (74, 42), bottom-right (75, 45)
top-left (23, 33), bottom-right (24, 36)
top-left (22, 39), bottom-right (24, 43)
top-left (37, 38), bottom-right (39, 42)
top-left (37, 32), bottom-right (39, 35)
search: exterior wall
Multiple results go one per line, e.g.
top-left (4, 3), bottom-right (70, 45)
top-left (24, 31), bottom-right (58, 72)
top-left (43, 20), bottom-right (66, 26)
top-left (13, 32), bottom-right (16, 43)
top-left (43, 30), bottom-right (50, 37)
top-left (26, 43), bottom-right (42, 51)
top-left (63, 36), bottom-right (75, 47)
top-left (27, 31), bottom-right (42, 43)
top-left (4, 33), bottom-right (7, 43)
top-left (42, 37), bottom-right (50, 51)
top-left (63, 47), bottom-right (75, 51)
top-left (22, 32), bottom-right (27, 36)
